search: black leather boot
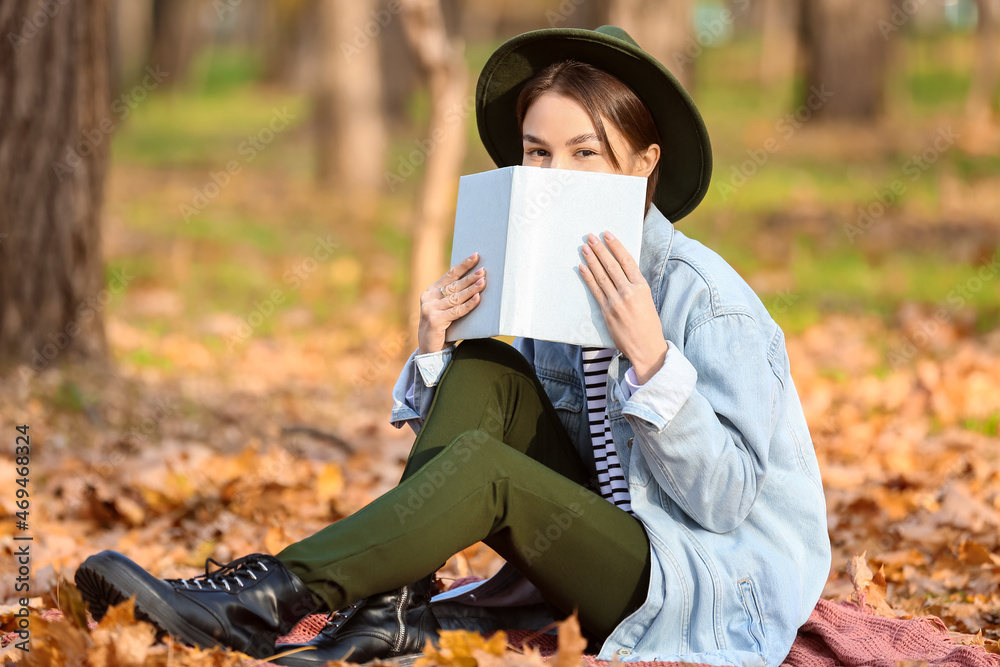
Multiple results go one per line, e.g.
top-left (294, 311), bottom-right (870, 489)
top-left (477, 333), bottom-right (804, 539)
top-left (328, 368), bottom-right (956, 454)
top-left (75, 550), bottom-right (323, 660)
top-left (272, 575), bottom-right (440, 666)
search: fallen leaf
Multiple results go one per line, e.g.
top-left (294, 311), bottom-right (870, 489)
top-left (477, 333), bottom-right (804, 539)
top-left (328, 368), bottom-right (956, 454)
top-left (555, 613), bottom-right (587, 667)
top-left (265, 525), bottom-right (290, 556)
top-left (317, 462), bottom-right (345, 505)
top-left (848, 552), bottom-right (897, 617)
top-left (416, 628), bottom-right (509, 667)
top-left (848, 552), bottom-right (874, 596)
top-left (88, 597), bottom-right (158, 667)
top-left (53, 578), bottom-right (90, 630)
top-left (19, 613), bottom-right (90, 667)
top-left (114, 495), bottom-right (146, 526)
top-left (959, 541), bottom-right (1000, 566)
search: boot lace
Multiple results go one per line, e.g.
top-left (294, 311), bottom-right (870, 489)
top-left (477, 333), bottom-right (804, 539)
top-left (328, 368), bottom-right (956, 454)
top-left (170, 554), bottom-right (272, 592)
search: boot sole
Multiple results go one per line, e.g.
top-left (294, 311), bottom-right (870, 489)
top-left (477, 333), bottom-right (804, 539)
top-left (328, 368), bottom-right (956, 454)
top-left (371, 654), bottom-right (423, 667)
top-left (75, 552), bottom-right (254, 657)
top-left (273, 650), bottom-right (426, 667)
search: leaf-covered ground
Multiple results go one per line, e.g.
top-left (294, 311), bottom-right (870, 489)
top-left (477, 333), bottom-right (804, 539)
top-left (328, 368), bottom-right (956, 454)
top-left (1, 307), bottom-right (998, 663)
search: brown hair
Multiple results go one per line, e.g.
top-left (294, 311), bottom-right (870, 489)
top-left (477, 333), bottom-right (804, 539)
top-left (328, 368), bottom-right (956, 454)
top-left (515, 59), bottom-right (662, 215)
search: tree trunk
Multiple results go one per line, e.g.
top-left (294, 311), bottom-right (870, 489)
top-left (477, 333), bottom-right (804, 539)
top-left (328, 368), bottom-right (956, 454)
top-left (114, 0), bottom-right (154, 89)
top-left (314, 0), bottom-right (388, 202)
top-left (967, 0), bottom-right (999, 123)
top-left (0, 0), bottom-right (113, 370)
top-left (604, 0), bottom-right (641, 41)
top-left (460, 0), bottom-right (500, 41)
top-left (149, 0), bottom-right (211, 89)
top-left (799, 0), bottom-right (892, 122)
top-left (381, 9), bottom-right (421, 130)
top-left (261, 0), bottom-right (315, 88)
top-left (398, 0), bottom-right (469, 340)
top-left (602, 0), bottom-right (695, 92)
top-left (759, 0), bottom-right (798, 89)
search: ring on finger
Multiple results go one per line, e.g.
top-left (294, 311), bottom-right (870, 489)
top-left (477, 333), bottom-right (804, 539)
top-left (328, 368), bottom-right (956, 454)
top-left (439, 285), bottom-right (449, 298)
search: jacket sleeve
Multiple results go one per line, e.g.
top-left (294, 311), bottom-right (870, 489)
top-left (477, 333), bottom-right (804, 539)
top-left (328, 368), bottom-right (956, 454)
top-left (621, 312), bottom-right (779, 533)
top-left (389, 345), bottom-right (456, 435)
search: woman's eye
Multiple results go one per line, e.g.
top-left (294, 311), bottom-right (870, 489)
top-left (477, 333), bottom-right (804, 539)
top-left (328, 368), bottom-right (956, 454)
top-left (525, 148), bottom-right (547, 157)
top-left (576, 149), bottom-right (597, 157)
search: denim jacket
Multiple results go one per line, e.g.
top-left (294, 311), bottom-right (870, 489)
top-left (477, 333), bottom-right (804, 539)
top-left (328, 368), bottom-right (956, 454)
top-left (389, 203), bottom-right (831, 667)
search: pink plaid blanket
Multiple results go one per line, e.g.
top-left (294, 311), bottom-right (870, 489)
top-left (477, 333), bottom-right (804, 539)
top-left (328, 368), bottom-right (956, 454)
top-left (276, 599), bottom-right (999, 667)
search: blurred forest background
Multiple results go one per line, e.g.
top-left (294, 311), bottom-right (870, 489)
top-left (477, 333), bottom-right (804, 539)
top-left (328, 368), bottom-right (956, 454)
top-left (1, 0), bottom-right (1000, 661)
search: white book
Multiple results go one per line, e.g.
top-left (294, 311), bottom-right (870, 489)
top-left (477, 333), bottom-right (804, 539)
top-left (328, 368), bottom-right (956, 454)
top-left (444, 166), bottom-right (647, 348)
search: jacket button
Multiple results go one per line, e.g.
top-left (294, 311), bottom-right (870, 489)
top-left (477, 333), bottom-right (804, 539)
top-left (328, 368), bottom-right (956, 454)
top-left (627, 437), bottom-right (634, 450)
top-left (617, 648), bottom-right (633, 656)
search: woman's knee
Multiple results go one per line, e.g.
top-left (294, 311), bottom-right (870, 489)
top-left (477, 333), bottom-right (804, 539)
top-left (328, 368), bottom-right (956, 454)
top-left (444, 428), bottom-right (504, 459)
top-left (439, 429), bottom-right (517, 476)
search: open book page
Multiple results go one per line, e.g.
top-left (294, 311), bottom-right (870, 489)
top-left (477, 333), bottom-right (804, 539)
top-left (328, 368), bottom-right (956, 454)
top-left (445, 169), bottom-right (512, 342)
top-left (499, 167), bottom-right (572, 336)
top-left (508, 167), bottom-right (646, 346)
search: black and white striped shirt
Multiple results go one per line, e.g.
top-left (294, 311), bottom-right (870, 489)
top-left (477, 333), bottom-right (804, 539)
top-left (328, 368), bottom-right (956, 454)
top-left (582, 346), bottom-right (635, 516)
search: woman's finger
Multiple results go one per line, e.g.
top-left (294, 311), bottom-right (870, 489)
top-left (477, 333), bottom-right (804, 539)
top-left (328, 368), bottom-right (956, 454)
top-left (578, 262), bottom-right (598, 299)
top-left (434, 268), bottom-right (485, 308)
top-left (444, 277), bottom-right (486, 317)
top-left (436, 272), bottom-right (486, 311)
top-left (427, 253), bottom-right (480, 300)
top-left (586, 233), bottom-right (629, 289)
top-left (581, 240), bottom-right (617, 300)
top-left (419, 274), bottom-right (485, 340)
top-left (601, 231), bottom-right (642, 283)
top-left (579, 255), bottom-right (611, 305)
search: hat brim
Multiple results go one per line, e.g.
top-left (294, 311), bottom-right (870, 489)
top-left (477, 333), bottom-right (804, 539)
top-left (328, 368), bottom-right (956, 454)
top-left (476, 27), bottom-right (713, 222)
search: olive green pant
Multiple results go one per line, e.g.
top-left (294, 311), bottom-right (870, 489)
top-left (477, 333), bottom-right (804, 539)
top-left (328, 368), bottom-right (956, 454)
top-left (277, 338), bottom-right (651, 641)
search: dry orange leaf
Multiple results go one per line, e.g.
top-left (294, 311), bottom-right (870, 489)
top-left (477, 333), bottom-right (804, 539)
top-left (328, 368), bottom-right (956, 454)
top-left (52, 578), bottom-right (90, 631)
top-left (19, 613), bottom-right (89, 667)
top-left (959, 540), bottom-right (1000, 566)
top-left (416, 628), bottom-right (509, 667)
top-left (317, 462), bottom-right (345, 504)
top-left (265, 525), bottom-right (290, 556)
top-left (847, 551), bottom-right (897, 618)
top-left (555, 613), bottom-right (587, 667)
top-left (89, 597), bottom-right (157, 667)
top-left (473, 646), bottom-right (548, 667)
top-left (958, 631), bottom-right (1000, 655)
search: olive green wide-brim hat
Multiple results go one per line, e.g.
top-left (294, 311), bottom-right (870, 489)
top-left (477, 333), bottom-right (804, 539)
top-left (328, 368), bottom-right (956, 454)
top-left (475, 25), bottom-right (713, 223)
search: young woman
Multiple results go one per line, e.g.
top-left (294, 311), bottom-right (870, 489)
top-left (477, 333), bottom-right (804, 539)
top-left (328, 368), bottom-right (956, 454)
top-left (75, 25), bottom-right (831, 667)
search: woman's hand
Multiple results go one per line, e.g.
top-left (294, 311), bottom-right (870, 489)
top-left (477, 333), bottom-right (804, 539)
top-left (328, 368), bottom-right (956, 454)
top-left (417, 253), bottom-right (486, 355)
top-left (579, 232), bottom-right (667, 384)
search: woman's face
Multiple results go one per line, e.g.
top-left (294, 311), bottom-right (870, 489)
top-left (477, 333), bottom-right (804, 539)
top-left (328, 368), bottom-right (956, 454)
top-left (521, 91), bottom-right (659, 178)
